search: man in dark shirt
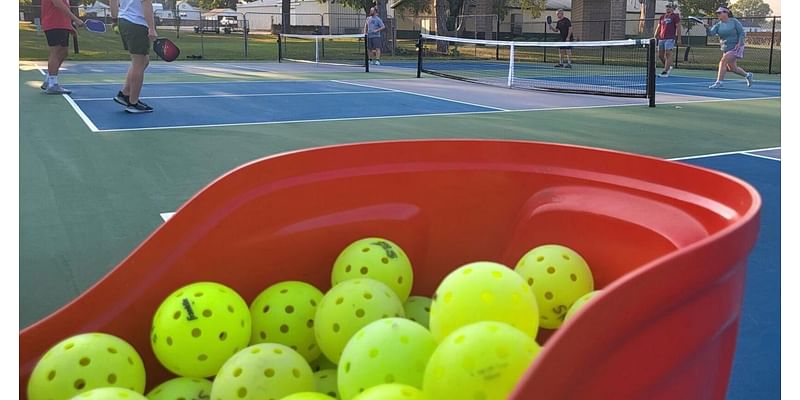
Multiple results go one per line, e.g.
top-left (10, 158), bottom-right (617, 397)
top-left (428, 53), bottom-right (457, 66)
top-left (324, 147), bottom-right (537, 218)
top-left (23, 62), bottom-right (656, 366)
top-left (549, 9), bottom-right (574, 68)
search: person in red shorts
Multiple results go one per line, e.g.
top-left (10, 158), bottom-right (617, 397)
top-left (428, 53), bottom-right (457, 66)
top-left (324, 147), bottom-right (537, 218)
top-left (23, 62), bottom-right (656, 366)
top-left (40, 0), bottom-right (84, 94)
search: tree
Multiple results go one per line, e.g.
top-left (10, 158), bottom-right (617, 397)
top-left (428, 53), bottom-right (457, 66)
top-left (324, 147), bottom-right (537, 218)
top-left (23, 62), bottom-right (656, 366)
top-left (729, 0), bottom-right (772, 16)
top-left (393, 0), bottom-right (431, 15)
top-left (676, 0), bottom-right (729, 17)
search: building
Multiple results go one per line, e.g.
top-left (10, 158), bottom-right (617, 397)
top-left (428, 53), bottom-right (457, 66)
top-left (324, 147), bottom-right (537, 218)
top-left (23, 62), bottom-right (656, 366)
top-left (237, 0), bottom-right (379, 34)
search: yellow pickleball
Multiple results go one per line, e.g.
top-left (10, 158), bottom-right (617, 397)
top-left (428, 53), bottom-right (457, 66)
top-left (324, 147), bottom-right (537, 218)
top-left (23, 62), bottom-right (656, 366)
top-left (250, 281), bottom-right (324, 362)
top-left (515, 244), bottom-right (594, 329)
top-left (429, 261), bottom-right (539, 342)
top-left (331, 238), bottom-right (413, 301)
top-left (423, 321), bottom-right (541, 400)
top-left (151, 282), bottom-right (252, 377)
top-left (27, 333), bottom-right (146, 400)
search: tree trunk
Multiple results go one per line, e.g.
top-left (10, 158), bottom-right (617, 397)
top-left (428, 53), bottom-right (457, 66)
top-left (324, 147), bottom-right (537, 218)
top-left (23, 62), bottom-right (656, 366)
top-left (435, 0), bottom-right (449, 53)
top-left (376, 0), bottom-right (391, 53)
top-left (282, 0), bottom-right (291, 33)
top-left (639, 0), bottom-right (656, 36)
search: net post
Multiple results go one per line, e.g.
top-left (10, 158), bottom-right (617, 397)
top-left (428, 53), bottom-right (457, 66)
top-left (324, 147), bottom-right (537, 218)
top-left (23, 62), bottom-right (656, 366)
top-left (365, 34), bottom-right (370, 73)
top-left (543, 22), bottom-right (547, 63)
top-left (648, 38), bottom-right (656, 108)
top-left (768, 16), bottom-right (776, 74)
top-left (507, 43), bottom-right (515, 88)
top-left (416, 36), bottom-right (423, 78)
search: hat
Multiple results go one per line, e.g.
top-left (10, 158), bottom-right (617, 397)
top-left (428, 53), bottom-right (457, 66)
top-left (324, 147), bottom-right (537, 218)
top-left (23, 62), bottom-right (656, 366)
top-left (715, 7), bottom-right (730, 14)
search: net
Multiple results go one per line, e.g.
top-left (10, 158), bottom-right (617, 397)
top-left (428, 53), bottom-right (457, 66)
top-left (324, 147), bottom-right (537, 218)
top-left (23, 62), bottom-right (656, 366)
top-left (417, 34), bottom-right (655, 103)
top-left (278, 33), bottom-right (369, 72)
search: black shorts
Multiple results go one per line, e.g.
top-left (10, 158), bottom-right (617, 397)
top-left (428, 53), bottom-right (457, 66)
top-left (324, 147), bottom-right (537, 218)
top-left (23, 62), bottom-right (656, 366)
top-left (45, 29), bottom-right (71, 47)
top-left (119, 18), bottom-right (150, 55)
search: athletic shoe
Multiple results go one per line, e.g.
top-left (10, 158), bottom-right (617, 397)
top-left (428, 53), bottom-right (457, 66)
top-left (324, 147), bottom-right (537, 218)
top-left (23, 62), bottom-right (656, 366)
top-left (45, 84), bottom-right (71, 95)
top-left (565, 64), bottom-right (572, 69)
top-left (708, 81), bottom-right (723, 89)
top-left (745, 72), bottom-right (753, 87)
top-left (125, 102), bottom-right (154, 114)
top-left (113, 91), bottom-right (130, 106)
top-left (374, 60), bottom-right (381, 66)
top-left (554, 64), bottom-right (564, 68)
top-left (41, 81), bottom-right (47, 90)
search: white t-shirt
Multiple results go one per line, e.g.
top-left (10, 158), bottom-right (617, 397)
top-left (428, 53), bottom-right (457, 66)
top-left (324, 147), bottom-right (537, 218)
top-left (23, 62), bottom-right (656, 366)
top-left (120, 0), bottom-right (149, 28)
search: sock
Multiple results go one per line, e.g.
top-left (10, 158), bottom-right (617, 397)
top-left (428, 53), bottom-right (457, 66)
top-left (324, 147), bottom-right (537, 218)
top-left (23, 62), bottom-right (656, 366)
top-left (47, 75), bottom-right (58, 86)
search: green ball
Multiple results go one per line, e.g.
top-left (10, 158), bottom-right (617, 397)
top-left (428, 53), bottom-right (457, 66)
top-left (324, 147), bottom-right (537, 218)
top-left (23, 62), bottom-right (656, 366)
top-left (250, 281), bottom-right (324, 362)
top-left (211, 343), bottom-right (315, 400)
top-left (68, 387), bottom-right (147, 399)
top-left (429, 262), bottom-right (539, 342)
top-left (423, 322), bottom-right (541, 400)
top-left (564, 290), bottom-right (602, 321)
top-left (351, 384), bottom-right (423, 400)
top-left (146, 377), bottom-right (213, 400)
top-left (402, 296), bottom-right (432, 329)
top-left (315, 278), bottom-right (405, 363)
top-left (281, 393), bottom-right (337, 400)
top-left (515, 244), bottom-right (594, 329)
top-left (309, 354), bottom-right (337, 372)
top-left (331, 238), bottom-right (414, 302)
top-left (27, 332), bottom-right (146, 400)
top-left (151, 282), bottom-right (252, 377)
top-left (337, 318), bottom-right (436, 400)
top-left (314, 369), bottom-right (339, 399)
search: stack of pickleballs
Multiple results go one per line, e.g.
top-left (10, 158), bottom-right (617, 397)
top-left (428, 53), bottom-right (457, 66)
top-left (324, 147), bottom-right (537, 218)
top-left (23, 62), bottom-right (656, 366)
top-left (27, 237), bottom-right (601, 400)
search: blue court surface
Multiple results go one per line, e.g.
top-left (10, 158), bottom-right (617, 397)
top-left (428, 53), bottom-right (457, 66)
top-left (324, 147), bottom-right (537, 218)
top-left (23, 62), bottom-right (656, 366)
top-left (63, 72), bottom-right (779, 132)
top-left (67, 80), bottom-right (498, 131)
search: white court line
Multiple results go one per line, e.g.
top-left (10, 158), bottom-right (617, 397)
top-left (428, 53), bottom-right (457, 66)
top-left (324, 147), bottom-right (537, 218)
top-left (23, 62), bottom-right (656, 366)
top-left (214, 63), bottom-right (277, 72)
top-left (331, 80), bottom-right (510, 111)
top-left (62, 95), bottom-right (100, 132)
top-left (741, 152), bottom-right (781, 161)
top-left (90, 96), bottom-right (780, 133)
top-left (668, 146), bottom-right (781, 161)
top-left (160, 212), bottom-right (175, 222)
top-left (92, 109), bottom-right (503, 133)
top-left (72, 90), bottom-right (391, 101)
top-left (59, 78), bottom-right (422, 86)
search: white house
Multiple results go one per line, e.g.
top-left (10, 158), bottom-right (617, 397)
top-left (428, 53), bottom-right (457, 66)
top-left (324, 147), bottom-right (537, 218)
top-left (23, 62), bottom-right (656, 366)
top-left (79, 1), bottom-right (110, 18)
top-left (177, 1), bottom-right (202, 21)
top-left (238, 0), bottom-right (382, 34)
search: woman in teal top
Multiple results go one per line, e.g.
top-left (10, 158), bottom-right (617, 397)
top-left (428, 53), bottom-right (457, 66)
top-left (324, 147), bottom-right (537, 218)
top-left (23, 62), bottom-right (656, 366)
top-left (700, 7), bottom-right (753, 88)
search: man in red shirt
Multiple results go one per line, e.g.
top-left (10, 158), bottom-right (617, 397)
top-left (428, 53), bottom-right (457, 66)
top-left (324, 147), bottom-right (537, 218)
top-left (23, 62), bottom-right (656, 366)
top-left (40, 0), bottom-right (84, 94)
top-left (653, 3), bottom-right (681, 77)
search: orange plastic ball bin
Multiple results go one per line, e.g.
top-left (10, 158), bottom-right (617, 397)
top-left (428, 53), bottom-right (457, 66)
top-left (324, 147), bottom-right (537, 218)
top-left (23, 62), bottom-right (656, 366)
top-left (19, 140), bottom-right (760, 399)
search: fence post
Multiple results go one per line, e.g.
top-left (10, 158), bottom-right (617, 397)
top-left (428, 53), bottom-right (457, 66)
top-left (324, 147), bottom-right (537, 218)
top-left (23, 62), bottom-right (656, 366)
top-left (768, 16), bottom-right (776, 74)
top-left (243, 13), bottom-right (248, 59)
top-left (601, 21), bottom-right (607, 65)
top-left (543, 22), bottom-right (547, 63)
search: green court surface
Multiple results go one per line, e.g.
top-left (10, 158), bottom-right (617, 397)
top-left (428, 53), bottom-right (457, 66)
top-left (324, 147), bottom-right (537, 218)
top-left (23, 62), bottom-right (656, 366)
top-left (19, 62), bottom-right (780, 328)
